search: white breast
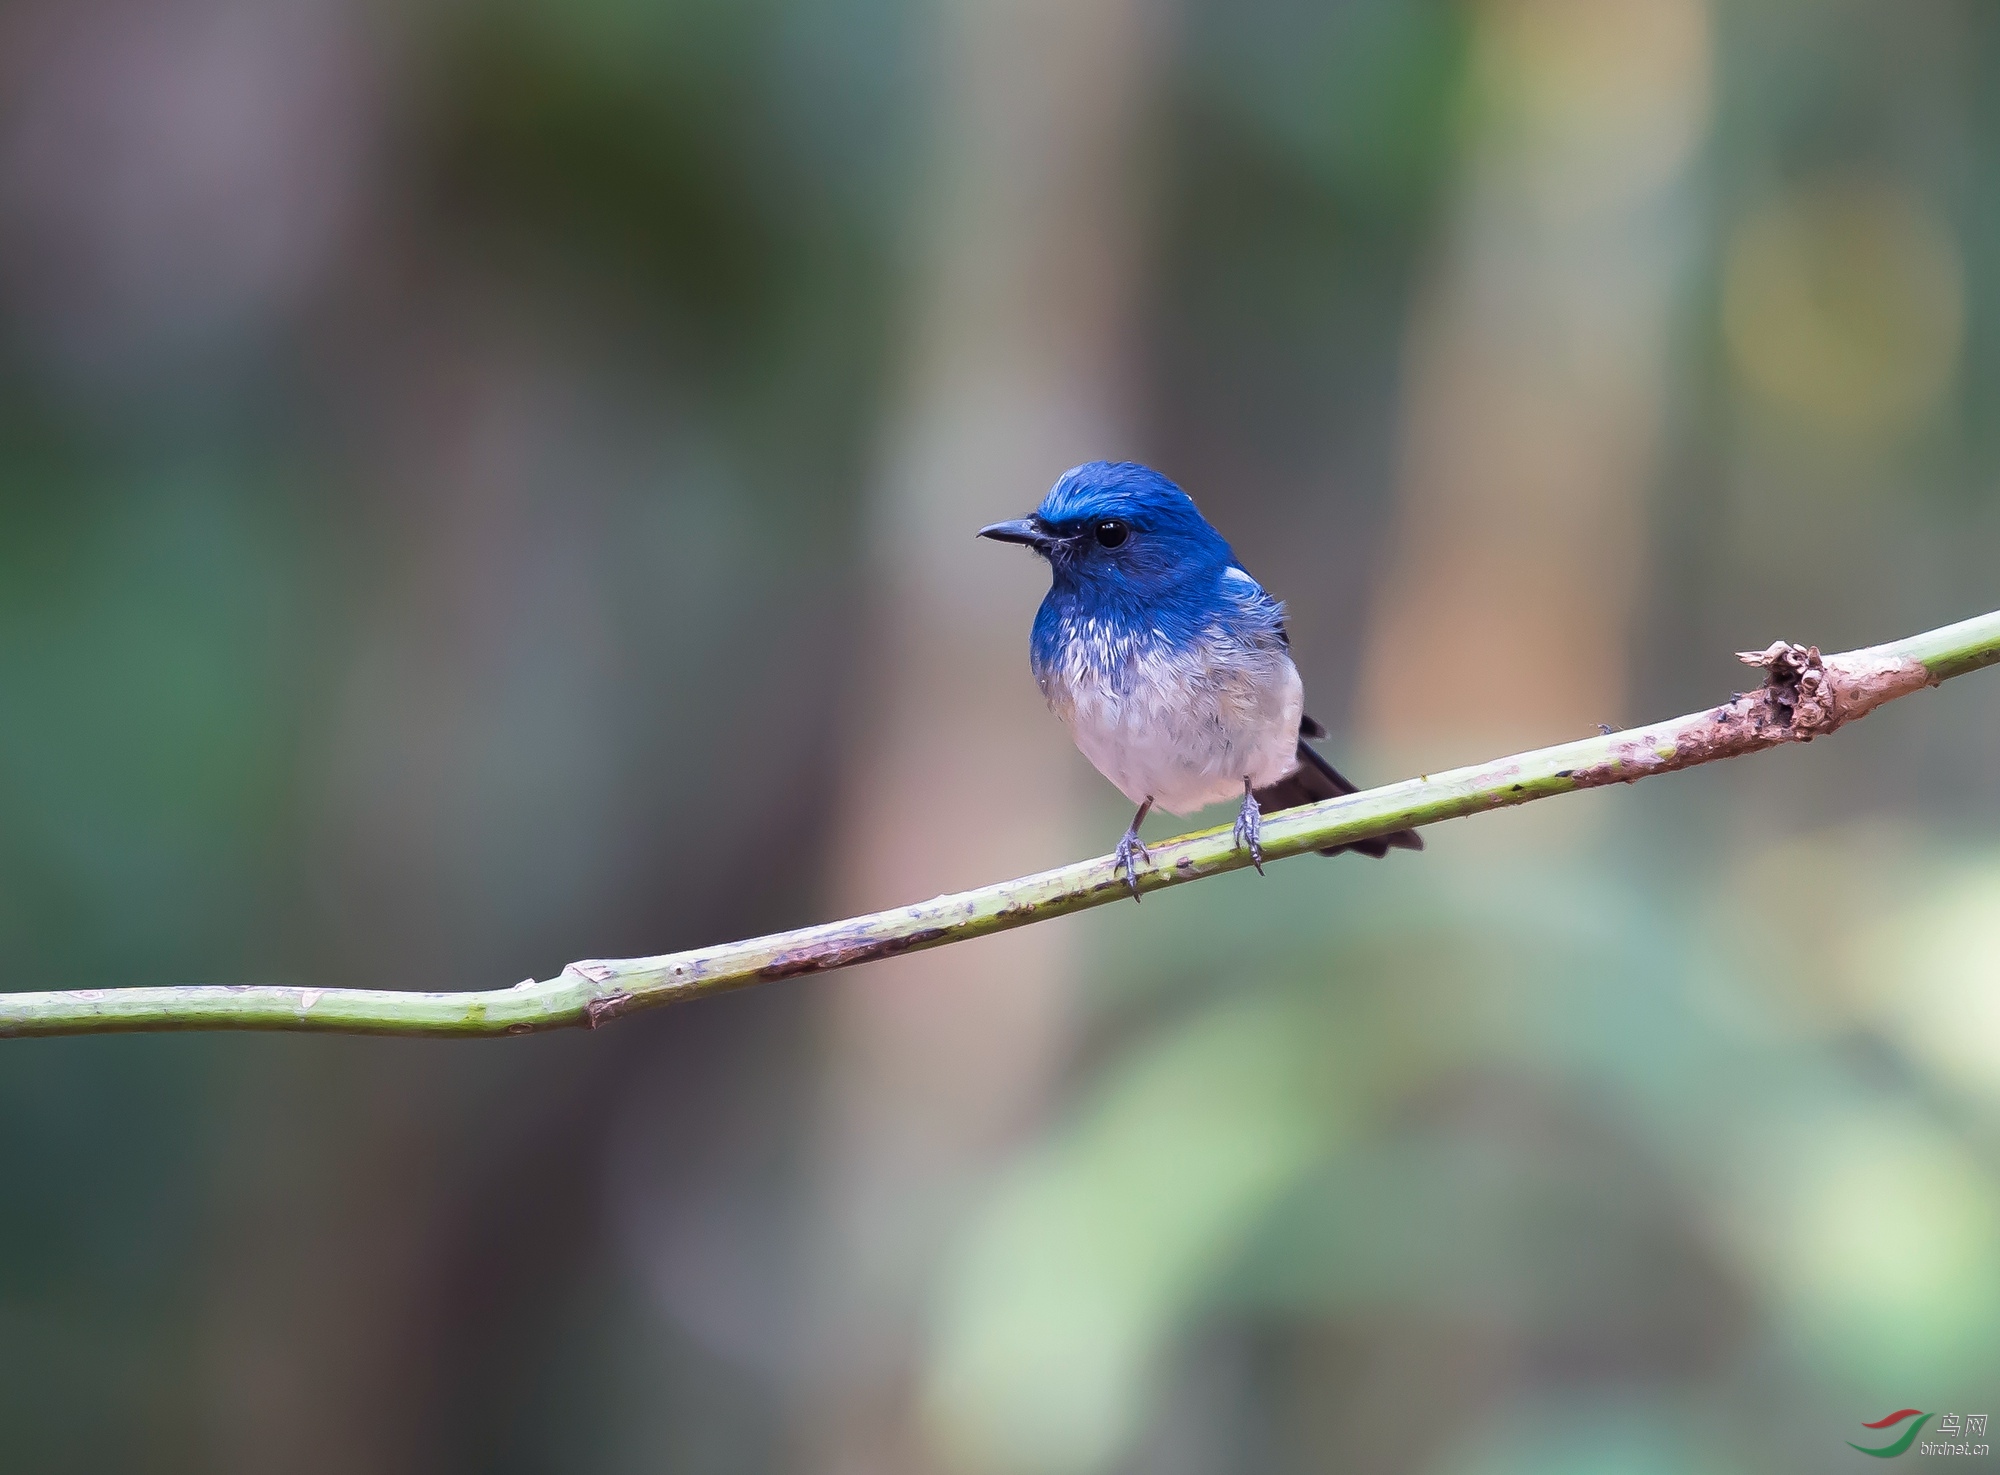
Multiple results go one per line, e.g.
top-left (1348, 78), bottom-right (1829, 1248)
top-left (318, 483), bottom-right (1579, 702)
top-left (1042, 623), bottom-right (1305, 816)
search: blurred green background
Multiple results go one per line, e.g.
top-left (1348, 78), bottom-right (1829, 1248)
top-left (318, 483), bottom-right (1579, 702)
top-left (2, 0), bottom-right (1998, 1470)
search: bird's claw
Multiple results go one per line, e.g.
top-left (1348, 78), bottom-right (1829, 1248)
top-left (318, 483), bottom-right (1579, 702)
top-left (1234, 791), bottom-right (1265, 874)
top-left (1114, 830), bottom-right (1152, 902)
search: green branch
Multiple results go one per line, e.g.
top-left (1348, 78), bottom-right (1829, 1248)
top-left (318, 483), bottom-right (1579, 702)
top-left (8, 609), bottom-right (2000, 1039)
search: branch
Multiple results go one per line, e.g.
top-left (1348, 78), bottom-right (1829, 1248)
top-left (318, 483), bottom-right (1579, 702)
top-left (8, 609), bottom-right (2000, 1039)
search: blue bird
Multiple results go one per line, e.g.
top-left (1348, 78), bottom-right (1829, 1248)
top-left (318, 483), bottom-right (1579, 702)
top-left (979, 460), bottom-right (1422, 899)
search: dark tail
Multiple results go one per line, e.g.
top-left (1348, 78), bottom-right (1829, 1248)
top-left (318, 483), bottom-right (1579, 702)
top-left (1253, 732), bottom-right (1423, 859)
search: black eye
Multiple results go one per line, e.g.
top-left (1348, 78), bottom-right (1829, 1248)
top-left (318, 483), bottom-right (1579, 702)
top-left (1094, 519), bottom-right (1130, 549)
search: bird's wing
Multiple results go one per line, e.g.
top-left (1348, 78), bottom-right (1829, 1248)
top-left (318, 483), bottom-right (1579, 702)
top-left (1219, 564), bottom-right (1289, 645)
top-left (1221, 564), bottom-right (1420, 857)
top-left (1220, 564), bottom-right (1324, 733)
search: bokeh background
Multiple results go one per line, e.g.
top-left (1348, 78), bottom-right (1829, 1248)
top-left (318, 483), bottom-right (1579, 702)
top-left (2, 0), bottom-right (1998, 1469)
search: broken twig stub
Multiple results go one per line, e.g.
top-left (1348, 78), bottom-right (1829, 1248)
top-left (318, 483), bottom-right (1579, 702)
top-left (1558, 638), bottom-right (1932, 794)
top-left (1738, 638), bottom-right (1935, 738)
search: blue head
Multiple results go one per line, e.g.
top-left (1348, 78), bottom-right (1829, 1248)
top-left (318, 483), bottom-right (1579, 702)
top-left (978, 461), bottom-right (1236, 604)
top-left (979, 461), bottom-right (1249, 674)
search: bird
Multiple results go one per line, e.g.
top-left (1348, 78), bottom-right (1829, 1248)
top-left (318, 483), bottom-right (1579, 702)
top-left (979, 460), bottom-right (1421, 900)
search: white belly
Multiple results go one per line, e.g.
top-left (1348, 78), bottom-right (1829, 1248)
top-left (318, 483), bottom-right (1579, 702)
top-left (1044, 634), bottom-right (1305, 815)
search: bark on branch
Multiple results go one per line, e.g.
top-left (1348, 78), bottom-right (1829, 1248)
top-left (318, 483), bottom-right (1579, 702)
top-left (6, 608), bottom-right (2000, 1039)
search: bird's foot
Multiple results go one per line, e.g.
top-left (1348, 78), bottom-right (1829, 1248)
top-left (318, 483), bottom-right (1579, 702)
top-left (1234, 784), bottom-right (1265, 874)
top-left (1114, 797), bottom-right (1156, 903)
top-left (1114, 829), bottom-right (1152, 902)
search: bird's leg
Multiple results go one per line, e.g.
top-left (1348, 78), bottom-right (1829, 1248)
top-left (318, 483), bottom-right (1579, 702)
top-left (1234, 778), bottom-right (1265, 874)
top-left (1114, 797), bottom-right (1154, 902)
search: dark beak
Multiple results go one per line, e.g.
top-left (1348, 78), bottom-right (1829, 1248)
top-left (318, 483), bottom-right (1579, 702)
top-left (977, 517), bottom-right (1051, 550)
